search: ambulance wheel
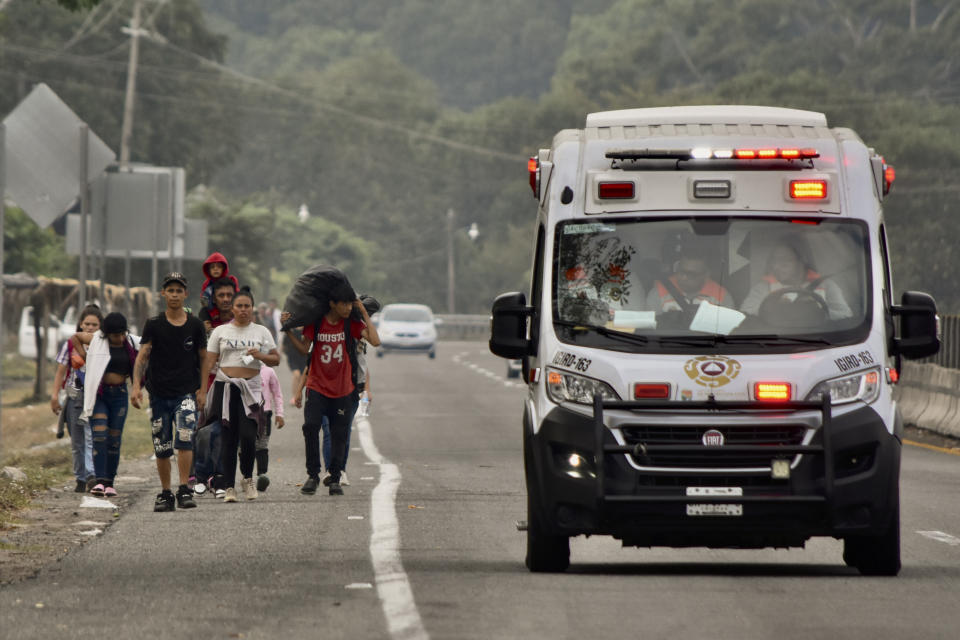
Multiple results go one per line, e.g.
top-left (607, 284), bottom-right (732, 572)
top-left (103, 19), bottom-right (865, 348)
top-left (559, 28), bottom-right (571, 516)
top-left (525, 473), bottom-right (570, 572)
top-left (843, 489), bottom-right (901, 576)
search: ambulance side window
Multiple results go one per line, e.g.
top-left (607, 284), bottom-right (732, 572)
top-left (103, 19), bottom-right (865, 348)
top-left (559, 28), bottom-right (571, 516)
top-left (530, 225), bottom-right (545, 349)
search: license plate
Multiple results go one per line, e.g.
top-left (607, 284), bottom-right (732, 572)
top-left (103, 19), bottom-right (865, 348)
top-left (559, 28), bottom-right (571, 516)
top-left (686, 487), bottom-right (743, 497)
top-left (686, 503), bottom-right (743, 516)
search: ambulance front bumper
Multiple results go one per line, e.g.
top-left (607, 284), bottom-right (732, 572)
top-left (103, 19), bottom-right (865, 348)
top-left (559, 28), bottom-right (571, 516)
top-left (527, 397), bottom-right (900, 548)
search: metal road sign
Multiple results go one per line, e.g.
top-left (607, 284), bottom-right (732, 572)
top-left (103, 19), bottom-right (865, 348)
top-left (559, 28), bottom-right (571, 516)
top-left (2, 83), bottom-right (115, 228)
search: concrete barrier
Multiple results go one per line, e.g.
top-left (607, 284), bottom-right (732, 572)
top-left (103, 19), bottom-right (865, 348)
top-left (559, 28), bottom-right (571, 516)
top-left (896, 361), bottom-right (960, 439)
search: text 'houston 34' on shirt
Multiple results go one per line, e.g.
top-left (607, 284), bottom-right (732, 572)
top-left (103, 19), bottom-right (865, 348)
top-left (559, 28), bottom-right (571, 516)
top-left (303, 316), bottom-right (365, 399)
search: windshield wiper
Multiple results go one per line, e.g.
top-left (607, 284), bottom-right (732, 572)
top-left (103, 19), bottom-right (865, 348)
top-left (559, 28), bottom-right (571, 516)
top-left (554, 320), bottom-right (649, 346)
top-left (735, 335), bottom-right (833, 346)
top-left (656, 335), bottom-right (719, 347)
top-left (657, 334), bottom-right (834, 347)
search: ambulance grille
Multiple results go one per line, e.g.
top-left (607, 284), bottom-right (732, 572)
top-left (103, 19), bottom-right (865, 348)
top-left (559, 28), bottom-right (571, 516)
top-left (620, 424), bottom-right (807, 468)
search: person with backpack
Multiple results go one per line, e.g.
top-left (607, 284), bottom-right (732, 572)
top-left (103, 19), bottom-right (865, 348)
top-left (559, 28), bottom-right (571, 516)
top-left (50, 305), bottom-right (103, 493)
top-left (282, 283), bottom-right (380, 496)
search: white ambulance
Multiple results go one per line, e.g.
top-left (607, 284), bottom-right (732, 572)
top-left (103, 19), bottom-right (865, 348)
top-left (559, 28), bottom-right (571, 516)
top-left (489, 106), bottom-right (939, 576)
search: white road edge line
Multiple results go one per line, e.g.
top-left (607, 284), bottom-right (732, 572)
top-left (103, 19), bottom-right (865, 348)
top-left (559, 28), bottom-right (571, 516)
top-left (917, 530), bottom-right (960, 546)
top-left (357, 417), bottom-right (429, 640)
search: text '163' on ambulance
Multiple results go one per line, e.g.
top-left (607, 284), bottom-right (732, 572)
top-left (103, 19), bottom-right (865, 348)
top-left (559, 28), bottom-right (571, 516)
top-left (489, 105), bottom-right (940, 576)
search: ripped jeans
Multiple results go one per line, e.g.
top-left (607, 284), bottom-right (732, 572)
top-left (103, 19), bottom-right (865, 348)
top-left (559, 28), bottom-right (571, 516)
top-left (150, 393), bottom-right (198, 459)
top-left (91, 384), bottom-right (129, 483)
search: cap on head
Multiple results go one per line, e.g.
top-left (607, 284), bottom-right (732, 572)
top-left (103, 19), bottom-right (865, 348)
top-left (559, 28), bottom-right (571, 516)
top-left (102, 312), bottom-right (128, 334)
top-left (161, 272), bottom-right (188, 289)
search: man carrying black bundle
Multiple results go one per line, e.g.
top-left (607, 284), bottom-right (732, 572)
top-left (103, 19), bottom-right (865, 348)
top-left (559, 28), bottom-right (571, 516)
top-left (282, 282), bottom-right (380, 496)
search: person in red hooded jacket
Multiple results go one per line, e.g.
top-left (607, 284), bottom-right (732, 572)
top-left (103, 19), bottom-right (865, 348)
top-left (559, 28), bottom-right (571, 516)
top-left (199, 252), bottom-right (239, 329)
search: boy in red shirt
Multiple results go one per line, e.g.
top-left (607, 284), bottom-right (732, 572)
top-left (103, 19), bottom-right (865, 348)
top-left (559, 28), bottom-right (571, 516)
top-left (284, 284), bottom-right (380, 495)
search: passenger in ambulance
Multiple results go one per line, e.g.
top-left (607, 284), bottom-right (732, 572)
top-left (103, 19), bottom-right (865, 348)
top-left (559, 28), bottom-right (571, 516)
top-left (646, 254), bottom-right (732, 314)
top-left (740, 238), bottom-right (852, 321)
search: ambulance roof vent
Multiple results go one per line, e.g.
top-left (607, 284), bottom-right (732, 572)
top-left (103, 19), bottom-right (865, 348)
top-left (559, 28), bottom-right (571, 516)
top-left (586, 105), bottom-right (828, 129)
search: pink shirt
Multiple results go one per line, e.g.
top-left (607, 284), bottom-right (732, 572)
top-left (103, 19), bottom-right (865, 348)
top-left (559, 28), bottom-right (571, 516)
top-left (260, 365), bottom-right (283, 417)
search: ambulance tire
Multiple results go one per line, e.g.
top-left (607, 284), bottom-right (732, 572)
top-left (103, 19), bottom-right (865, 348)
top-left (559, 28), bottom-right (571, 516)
top-left (525, 488), bottom-right (570, 573)
top-left (524, 433), bottom-right (569, 572)
top-left (843, 488), bottom-right (901, 576)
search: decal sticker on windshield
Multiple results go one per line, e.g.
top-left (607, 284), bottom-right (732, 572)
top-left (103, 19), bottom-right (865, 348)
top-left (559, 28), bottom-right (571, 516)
top-left (552, 351), bottom-right (592, 372)
top-left (562, 223), bottom-right (616, 235)
top-left (834, 350), bottom-right (876, 372)
top-left (683, 355), bottom-right (742, 388)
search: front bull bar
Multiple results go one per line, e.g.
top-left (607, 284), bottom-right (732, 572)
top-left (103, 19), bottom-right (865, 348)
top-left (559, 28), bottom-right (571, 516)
top-left (591, 393), bottom-right (834, 511)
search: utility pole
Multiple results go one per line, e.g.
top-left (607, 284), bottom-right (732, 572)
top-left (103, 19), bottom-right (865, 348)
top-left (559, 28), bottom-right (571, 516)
top-left (447, 208), bottom-right (455, 314)
top-left (119, 0), bottom-right (144, 168)
top-left (1, 123), bottom-right (6, 458)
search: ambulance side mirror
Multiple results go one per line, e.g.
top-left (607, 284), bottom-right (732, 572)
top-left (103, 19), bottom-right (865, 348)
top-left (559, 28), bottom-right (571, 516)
top-left (891, 291), bottom-right (940, 360)
top-left (489, 292), bottom-right (533, 359)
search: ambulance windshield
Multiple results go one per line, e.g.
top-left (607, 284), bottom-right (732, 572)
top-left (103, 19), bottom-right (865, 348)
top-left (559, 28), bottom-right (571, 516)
top-left (553, 217), bottom-right (871, 353)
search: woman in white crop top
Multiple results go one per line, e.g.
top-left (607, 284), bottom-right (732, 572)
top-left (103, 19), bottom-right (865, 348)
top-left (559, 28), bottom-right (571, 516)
top-left (199, 287), bottom-right (280, 502)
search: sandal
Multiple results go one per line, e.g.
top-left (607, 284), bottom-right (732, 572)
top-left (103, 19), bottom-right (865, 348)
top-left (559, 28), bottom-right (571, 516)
top-left (104, 486), bottom-right (118, 498)
top-left (90, 483), bottom-right (105, 496)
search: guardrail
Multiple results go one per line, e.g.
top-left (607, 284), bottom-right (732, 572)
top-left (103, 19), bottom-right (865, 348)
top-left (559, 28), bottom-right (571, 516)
top-left (435, 314), bottom-right (488, 341)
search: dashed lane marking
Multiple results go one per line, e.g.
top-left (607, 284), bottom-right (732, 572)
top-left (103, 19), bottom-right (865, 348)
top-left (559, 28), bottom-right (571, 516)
top-left (917, 530), bottom-right (960, 546)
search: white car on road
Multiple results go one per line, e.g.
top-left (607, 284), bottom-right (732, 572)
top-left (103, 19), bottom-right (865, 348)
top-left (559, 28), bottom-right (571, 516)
top-left (375, 303), bottom-right (438, 359)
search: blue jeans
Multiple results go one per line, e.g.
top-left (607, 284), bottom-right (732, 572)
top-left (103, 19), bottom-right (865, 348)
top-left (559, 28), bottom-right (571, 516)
top-left (64, 394), bottom-right (94, 481)
top-left (194, 420), bottom-right (222, 482)
top-left (91, 384), bottom-right (128, 483)
top-left (321, 396), bottom-right (358, 471)
top-left (149, 393), bottom-right (198, 458)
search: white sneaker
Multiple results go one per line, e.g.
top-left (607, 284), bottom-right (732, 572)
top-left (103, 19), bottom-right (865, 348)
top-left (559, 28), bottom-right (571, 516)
top-left (340, 471), bottom-right (350, 486)
top-left (215, 488), bottom-right (225, 499)
top-left (242, 477), bottom-right (258, 500)
top-left (194, 482), bottom-right (207, 495)
top-left (223, 487), bottom-right (237, 503)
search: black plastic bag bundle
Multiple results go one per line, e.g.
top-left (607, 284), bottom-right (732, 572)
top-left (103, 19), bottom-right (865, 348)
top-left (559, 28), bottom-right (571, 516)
top-left (281, 265), bottom-right (355, 330)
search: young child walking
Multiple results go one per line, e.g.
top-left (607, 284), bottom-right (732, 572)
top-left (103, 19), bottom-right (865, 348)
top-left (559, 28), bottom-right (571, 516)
top-left (256, 364), bottom-right (285, 491)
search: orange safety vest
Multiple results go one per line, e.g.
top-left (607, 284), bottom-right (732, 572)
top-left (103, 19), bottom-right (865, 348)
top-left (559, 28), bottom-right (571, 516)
top-left (654, 276), bottom-right (729, 312)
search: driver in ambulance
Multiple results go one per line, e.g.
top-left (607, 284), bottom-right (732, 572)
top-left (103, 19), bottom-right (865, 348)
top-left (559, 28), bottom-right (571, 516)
top-left (740, 239), bottom-right (852, 320)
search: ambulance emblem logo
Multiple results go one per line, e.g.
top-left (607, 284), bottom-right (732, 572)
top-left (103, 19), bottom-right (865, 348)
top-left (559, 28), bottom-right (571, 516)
top-left (683, 355), bottom-right (742, 387)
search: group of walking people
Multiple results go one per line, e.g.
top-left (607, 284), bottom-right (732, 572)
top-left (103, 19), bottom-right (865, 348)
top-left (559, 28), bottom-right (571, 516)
top-left (50, 251), bottom-right (378, 510)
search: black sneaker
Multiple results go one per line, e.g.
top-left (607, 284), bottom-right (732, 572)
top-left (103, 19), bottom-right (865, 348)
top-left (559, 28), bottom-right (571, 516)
top-left (328, 482), bottom-right (343, 496)
top-left (301, 476), bottom-right (319, 495)
top-left (154, 491), bottom-right (175, 512)
top-left (74, 480), bottom-right (87, 493)
top-left (321, 472), bottom-right (333, 487)
top-left (256, 474), bottom-right (270, 492)
top-left (176, 487), bottom-right (197, 509)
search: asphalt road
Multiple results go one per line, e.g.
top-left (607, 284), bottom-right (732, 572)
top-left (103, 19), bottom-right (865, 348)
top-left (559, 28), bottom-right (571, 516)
top-left (1, 340), bottom-right (959, 639)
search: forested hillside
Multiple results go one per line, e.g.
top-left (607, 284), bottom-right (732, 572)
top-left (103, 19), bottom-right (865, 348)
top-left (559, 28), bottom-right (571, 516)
top-left (3, 0), bottom-right (959, 312)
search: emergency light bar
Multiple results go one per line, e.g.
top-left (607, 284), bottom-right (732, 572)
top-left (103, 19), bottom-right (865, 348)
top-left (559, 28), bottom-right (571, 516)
top-left (607, 148), bottom-right (819, 162)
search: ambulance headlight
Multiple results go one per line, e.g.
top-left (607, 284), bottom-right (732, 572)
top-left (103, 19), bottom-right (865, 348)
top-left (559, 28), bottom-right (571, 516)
top-left (807, 367), bottom-right (881, 405)
top-left (545, 368), bottom-right (620, 405)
